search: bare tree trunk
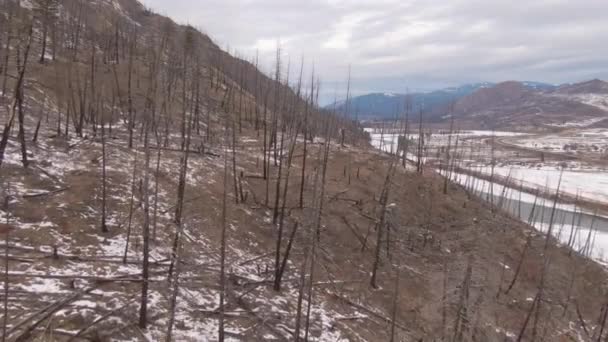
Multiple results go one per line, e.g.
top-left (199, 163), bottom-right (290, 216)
top-left (303, 228), bottom-right (317, 340)
top-left (168, 94), bottom-right (194, 281)
top-left (294, 234), bottom-right (310, 341)
top-left (16, 81), bottom-right (28, 168)
top-left (389, 269), bottom-right (400, 342)
top-left (443, 112), bottom-right (455, 194)
top-left (416, 109), bottom-right (424, 173)
top-left (165, 228), bottom-right (183, 342)
top-left (505, 232), bottom-right (533, 295)
top-left (14, 25), bottom-right (34, 168)
top-left (0, 108), bottom-right (17, 168)
top-left (138, 121), bottom-right (151, 329)
top-left (543, 170), bottom-right (563, 252)
top-left (301, 116), bottom-right (335, 338)
top-left (0, 21), bottom-right (32, 167)
top-left (1, 3), bottom-right (13, 97)
top-left (100, 118), bottom-right (108, 233)
top-left (152, 146), bottom-right (161, 241)
top-left (123, 146), bottom-right (139, 264)
top-left (452, 258), bottom-right (473, 342)
top-left (488, 130), bottom-right (496, 212)
top-left (231, 114), bottom-right (239, 203)
top-left (275, 222), bottom-right (299, 291)
top-left (274, 124), bottom-right (300, 291)
top-left (39, 16), bottom-right (48, 64)
top-left (517, 290), bottom-right (540, 341)
top-left (272, 126), bottom-right (286, 224)
top-left (2, 187), bottom-right (10, 342)
top-left (596, 304), bottom-right (608, 341)
top-left (218, 115), bottom-right (231, 342)
top-left (370, 159), bottom-right (395, 288)
top-left (442, 260), bottom-right (449, 341)
top-left (299, 70), bottom-right (314, 209)
top-left (32, 114), bottom-right (41, 143)
top-left (127, 33), bottom-right (135, 148)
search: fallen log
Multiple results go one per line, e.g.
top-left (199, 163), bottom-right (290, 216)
top-left (22, 187), bottom-right (70, 199)
top-left (329, 292), bottom-right (411, 333)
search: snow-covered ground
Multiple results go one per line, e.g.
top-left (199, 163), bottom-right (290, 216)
top-left (553, 93), bottom-right (608, 112)
top-left (547, 117), bottom-right (607, 128)
top-left (505, 129), bottom-right (608, 155)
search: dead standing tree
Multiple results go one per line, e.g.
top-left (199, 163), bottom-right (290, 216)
top-left (33, 0), bottom-right (59, 64)
top-left (370, 143), bottom-right (397, 288)
top-left (137, 36), bottom-right (163, 327)
top-left (1, 0), bottom-right (15, 97)
top-left (218, 84), bottom-right (234, 342)
top-left (0, 21), bottom-right (34, 169)
top-left (2, 183), bottom-right (12, 342)
top-left (443, 108), bottom-right (455, 194)
top-left (416, 108), bottom-right (424, 174)
top-left (299, 66), bottom-right (315, 209)
top-left (138, 119), bottom-right (152, 329)
top-left (272, 61), bottom-right (307, 291)
top-left (273, 121), bottom-right (301, 291)
top-left (452, 258), bottom-right (473, 342)
top-left (100, 109), bottom-right (109, 233)
top-left (305, 111), bottom-right (335, 339)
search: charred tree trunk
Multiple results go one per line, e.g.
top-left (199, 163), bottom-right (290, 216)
top-left (138, 121), bottom-right (151, 329)
top-left (370, 159), bottom-right (395, 288)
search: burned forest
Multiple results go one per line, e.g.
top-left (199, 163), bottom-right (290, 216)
top-left (0, 0), bottom-right (608, 341)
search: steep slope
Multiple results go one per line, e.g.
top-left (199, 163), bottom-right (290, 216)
top-left (454, 81), bottom-right (528, 114)
top-left (2, 114), bottom-right (607, 340)
top-left (550, 79), bottom-right (608, 115)
top-left (0, 0), bottom-right (363, 144)
top-left (554, 79), bottom-right (608, 95)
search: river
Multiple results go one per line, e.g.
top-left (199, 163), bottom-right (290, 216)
top-left (451, 172), bottom-right (608, 264)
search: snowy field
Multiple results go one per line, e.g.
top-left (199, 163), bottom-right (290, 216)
top-left (366, 129), bottom-right (527, 155)
top-left (367, 128), bottom-right (608, 206)
top-left (466, 163), bottom-right (608, 204)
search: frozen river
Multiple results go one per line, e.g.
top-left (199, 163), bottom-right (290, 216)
top-left (451, 172), bottom-right (608, 263)
top-left (366, 129), bottom-right (608, 264)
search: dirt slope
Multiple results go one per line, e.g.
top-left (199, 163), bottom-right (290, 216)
top-left (1, 114), bottom-right (607, 340)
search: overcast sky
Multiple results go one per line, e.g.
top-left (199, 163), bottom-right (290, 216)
top-left (140, 0), bottom-right (608, 104)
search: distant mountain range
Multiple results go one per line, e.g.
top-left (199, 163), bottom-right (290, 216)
top-left (328, 81), bottom-right (557, 120)
top-left (331, 79), bottom-right (608, 130)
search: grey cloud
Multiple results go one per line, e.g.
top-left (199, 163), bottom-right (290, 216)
top-left (141, 0), bottom-right (608, 104)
